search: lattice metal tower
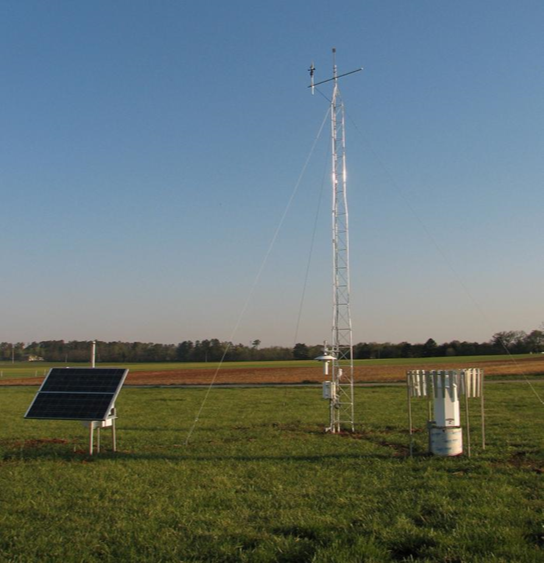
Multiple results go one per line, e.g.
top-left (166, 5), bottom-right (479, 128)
top-left (311, 49), bottom-right (362, 433)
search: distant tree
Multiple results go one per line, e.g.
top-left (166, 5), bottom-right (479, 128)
top-left (366, 343), bottom-right (383, 359)
top-left (458, 341), bottom-right (478, 356)
top-left (208, 339), bottom-right (225, 362)
top-left (227, 343), bottom-right (250, 362)
top-left (524, 330), bottom-right (544, 353)
top-left (293, 343), bottom-right (309, 360)
top-left (0, 343), bottom-right (12, 361)
top-left (10, 327), bottom-right (544, 365)
top-left (422, 338), bottom-right (438, 358)
top-left (380, 343), bottom-right (402, 359)
top-left (354, 343), bottom-right (372, 359)
top-left (307, 344), bottom-right (324, 360)
top-left (491, 331), bottom-right (527, 353)
top-left (492, 331), bottom-right (515, 351)
top-left (260, 346), bottom-right (293, 361)
top-left (176, 341), bottom-right (194, 361)
top-left (399, 342), bottom-right (413, 358)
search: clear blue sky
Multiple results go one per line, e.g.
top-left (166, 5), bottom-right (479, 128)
top-left (1, 1), bottom-right (543, 347)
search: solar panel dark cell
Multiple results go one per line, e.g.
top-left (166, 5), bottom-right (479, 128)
top-left (41, 368), bottom-right (127, 393)
top-left (26, 392), bottom-right (115, 420)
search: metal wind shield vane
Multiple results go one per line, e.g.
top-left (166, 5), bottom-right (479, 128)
top-left (311, 49), bottom-right (363, 433)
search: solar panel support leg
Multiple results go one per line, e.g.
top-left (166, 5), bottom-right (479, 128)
top-left (112, 418), bottom-right (117, 452)
top-left (407, 382), bottom-right (413, 457)
top-left (89, 424), bottom-right (94, 456)
top-left (97, 428), bottom-right (101, 453)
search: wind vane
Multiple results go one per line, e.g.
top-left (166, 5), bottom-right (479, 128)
top-left (308, 48), bottom-right (363, 95)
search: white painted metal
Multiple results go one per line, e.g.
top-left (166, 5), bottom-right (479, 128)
top-left (329, 49), bottom-right (355, 433)
top-left (406, 369), bottom-right (484, 457)
top-left (310, 49), bottom-right (362, 433)
top-left (322, 381), bottom-right (337, 400)
top-left (315, 353), bottom-right (336, 361)
top-left (430, 427), bottom-right (463, 456)
top-left (434, 372), bottom-right (460, 427)
top-left (91, 340), bottom-right (96, 368)
top-left (82, 406), bottom-right (117, 455)
top-left (407, 369), bottom-right (482, 399)
top-left (315, 345), bottom-right (336, 376)
top-left (309, 62), bottom-right (315, 95)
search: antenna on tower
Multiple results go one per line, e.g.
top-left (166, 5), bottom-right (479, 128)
top-left (308, 62), bottom-right (316, 95)
top-left (311, 48), bottom-right (363, 433)
top-left (307, 49), bottom-right (363, 91)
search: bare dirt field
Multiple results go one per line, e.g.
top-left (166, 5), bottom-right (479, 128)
top-left (125, 357), bottom-right (544, 385)
top-left (3, 356), bottom-right (544, 387)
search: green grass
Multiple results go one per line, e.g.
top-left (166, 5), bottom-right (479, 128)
top-left (1, 383), bottom-right (542, 562)
top-left (0, 353), bottom-right (538, 382)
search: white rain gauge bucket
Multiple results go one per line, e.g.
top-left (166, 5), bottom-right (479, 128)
top-left (406, 369), bottom-right (485, 457)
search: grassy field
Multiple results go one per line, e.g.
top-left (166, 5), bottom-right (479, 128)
top-left (0, 353), bottom-right (539, 382)
top-left (0, 383), bottom-right (542, 562)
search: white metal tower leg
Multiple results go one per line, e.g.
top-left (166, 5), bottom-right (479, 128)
top-left (330, 60), bottom-right (355, 433)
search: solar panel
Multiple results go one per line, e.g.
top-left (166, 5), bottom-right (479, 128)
top-left (25, 368), bottom-right (128, 421)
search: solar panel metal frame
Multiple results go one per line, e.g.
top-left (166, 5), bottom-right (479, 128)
top-left (24, 367), bottom-right (129, 421)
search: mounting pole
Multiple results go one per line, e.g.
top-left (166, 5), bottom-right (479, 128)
top-left (311, 49), bottom-right (362, 433)
top-left (91, 340), bottom-right (96, 368)
top-left (309, 62), bottom-right (315, 95)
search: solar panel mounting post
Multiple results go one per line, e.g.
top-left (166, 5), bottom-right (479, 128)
top-left (112, 408), bottom-right (117, 452)
top-left (84, 411), bottom-right (117, 455)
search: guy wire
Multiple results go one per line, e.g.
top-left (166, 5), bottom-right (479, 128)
top-left (184, 106), bottom-right (332, 445)
top-left (293, 139), bottom-right (330, 345)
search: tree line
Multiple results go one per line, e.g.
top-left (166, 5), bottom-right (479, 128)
top-left (0, 329), bottom-right (543, 363)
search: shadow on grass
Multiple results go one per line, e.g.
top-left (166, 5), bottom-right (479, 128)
top-left (1, 446), bottom-right (422, 464)
top-left (1, 422), bottom-right (437, 463)
top-left (120, 426), bottom-right (189, 432)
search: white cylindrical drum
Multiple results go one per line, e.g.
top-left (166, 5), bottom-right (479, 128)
top-left (430, 426), bottom-right (463, 456)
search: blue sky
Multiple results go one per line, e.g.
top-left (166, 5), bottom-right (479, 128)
top-left (1, 1), bottom-right (543, 346)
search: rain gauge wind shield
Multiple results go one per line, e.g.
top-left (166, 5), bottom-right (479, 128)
top-left (406, 369), bottom-right (486, 457)
top-left (311, 49), bottom-right (363, 433)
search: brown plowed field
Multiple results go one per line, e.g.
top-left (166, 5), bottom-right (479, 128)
top-left (4, 356), bottom-right (544, 386)
top-left (125, 357), bottom-right (544, 385)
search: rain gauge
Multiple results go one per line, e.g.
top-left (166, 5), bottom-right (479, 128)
top-left (406, 369), bottom-right (486, 457)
